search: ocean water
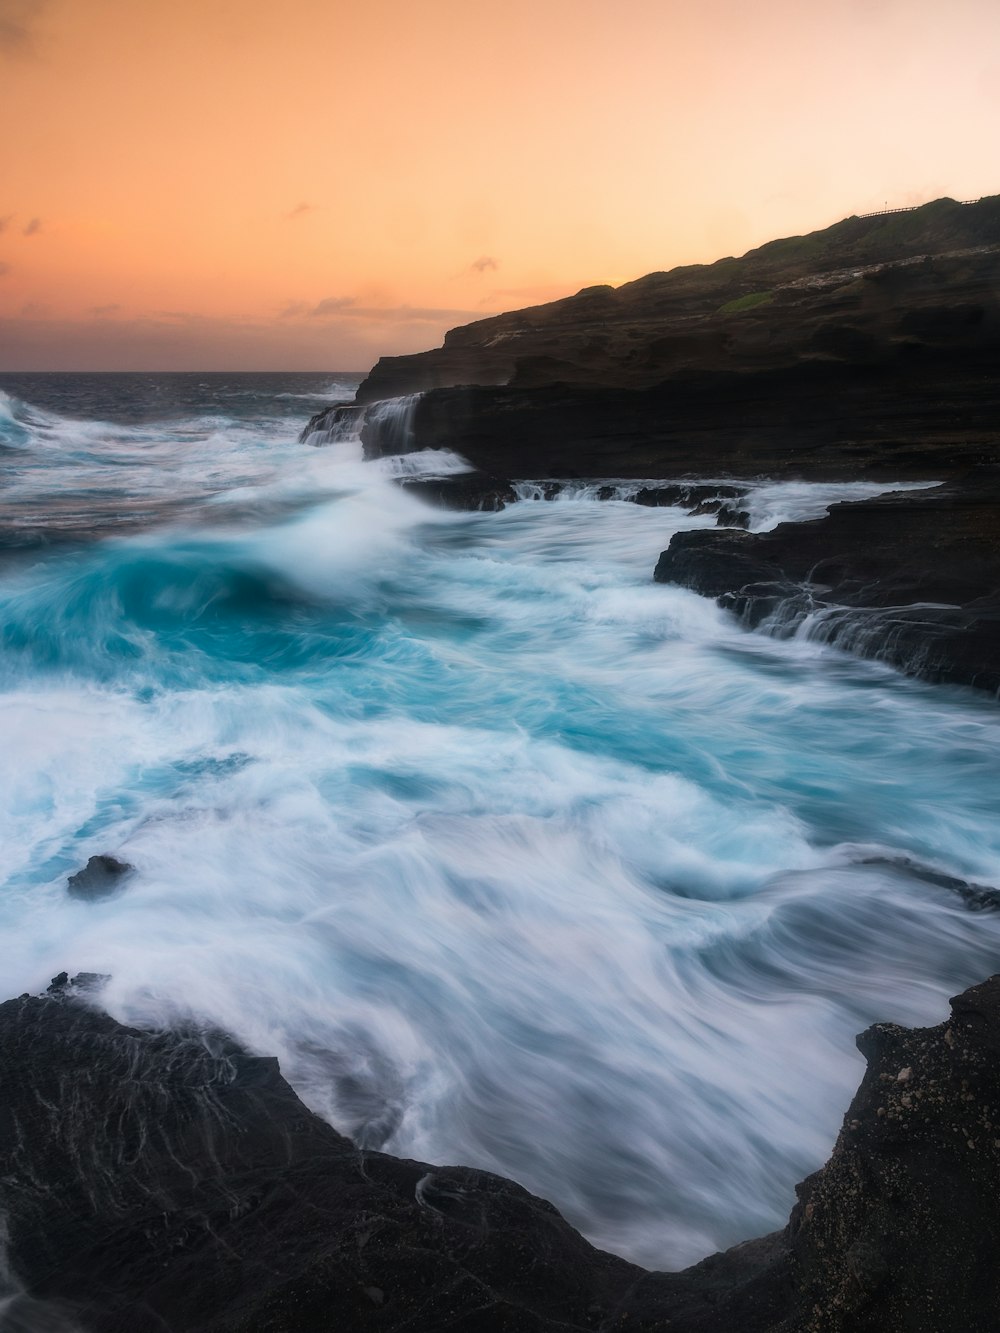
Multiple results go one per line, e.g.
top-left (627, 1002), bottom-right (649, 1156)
top-left (1, 372), bottom-right (999, 1270)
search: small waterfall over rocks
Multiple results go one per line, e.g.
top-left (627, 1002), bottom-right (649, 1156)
top-left (299, 403), bottom-right (365, 446)
top-left (300, 394), bottom-right (424, 458)
top-left (360, 394), bottom-right (422, 458)
top-left (772, 598), bottom-right (963, 681)
top-left (510, 479), bottom-right (751, 512)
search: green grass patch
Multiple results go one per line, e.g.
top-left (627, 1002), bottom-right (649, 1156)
top-left (718, 290), bottom-right (775, 315)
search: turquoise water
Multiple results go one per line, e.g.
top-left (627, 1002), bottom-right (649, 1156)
top-left (1, 375), bottom-right (999, 1268)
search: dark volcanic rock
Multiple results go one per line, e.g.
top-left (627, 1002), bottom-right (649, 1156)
top-left (392, 475), bottom-right (751, 516)
top-left (386, 353), bottom-right (1000, 482)
top-left (784, 976), bottom-right (1000, 1332)
top-left (0, 982), bottom-right (641, 1331)
top-left (630, 483), bottom-right (747, 509)
top-left (395, 470), bottom-right (517, 511)
top-left (654, 468), bottom-right (1000, 695)
top-left (342, 198), bottom-right (1000, 483)
top-left (5, 975), bottom-right (1000, 1330)
top-left (66, 854), bottom-right (134, 901)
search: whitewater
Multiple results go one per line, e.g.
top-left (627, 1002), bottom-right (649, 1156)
top-left (1, 372), bottom-right (999, 1271)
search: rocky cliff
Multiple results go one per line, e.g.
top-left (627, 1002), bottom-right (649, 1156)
top-left (347, 196), bottom-right (1000, 483)
top-left (4, 973), bottom-right (1000, 1330)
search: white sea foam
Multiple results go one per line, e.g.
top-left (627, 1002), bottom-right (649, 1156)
top-left (740, 478), bottom-right (939, 532)
top-left (379, 448), bottom-right (475, 477)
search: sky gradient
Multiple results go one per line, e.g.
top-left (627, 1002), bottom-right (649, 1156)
top-left (1, 0), bottom-right (998, 370)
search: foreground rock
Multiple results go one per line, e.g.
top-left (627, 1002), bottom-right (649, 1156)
top-left (0, 977), bottom-right (640, 1332)
top-left (654, 468), bottom-right (1000, 695)
top-left (4, 974), bottom-right (1000, 1330)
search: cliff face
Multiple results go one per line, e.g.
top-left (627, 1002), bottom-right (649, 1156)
top-left (5, 973), bottom-right (1000, 1330)
top-left (353, 197), bottom-right (1000, 482)
top-left (376, 354), bottom-right (1000, 482)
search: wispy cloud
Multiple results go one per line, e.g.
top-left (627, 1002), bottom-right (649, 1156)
top-left (22, 216), bottom-right (41, 236)
top-left (0, 260), bottom-right (10, 277)
top-left (310, 296), bottom-right (357, 317)
top-left (285, 202), bottom-right (315, 220)
top-left (0, 1), bottom-right (45, 59)
top-left (0, 214), bottom-right (12, 234)
top-left (89, 303), bottom-right (120, 316)
top-left (470, 255), bottom-right (499, 274)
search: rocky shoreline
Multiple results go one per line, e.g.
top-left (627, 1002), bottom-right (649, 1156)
top-left (5, 203), bottom-right (1000, 1330)
top-left (654, 468), bottom-right (1000, 695)
top-left (301, 196), bottom-right (1000, 697)
top-left (3, 973), bottom-right (1000, 1330)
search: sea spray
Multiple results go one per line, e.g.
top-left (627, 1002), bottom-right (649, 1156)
top-left (1, 374), bottom-right (999, 1269)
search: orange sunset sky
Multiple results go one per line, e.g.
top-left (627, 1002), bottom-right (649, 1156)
top-left (1, 0), bottom-right (998, 371)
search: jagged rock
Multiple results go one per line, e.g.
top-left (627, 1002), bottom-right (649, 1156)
top-left (395, 471), bottom-right (517, 511)
top-left (66, 854), bottom-right (134, 901)
top-left (630, 483), bottom-right (747, 509)
top-left (854, 857), bottom-right (1000, 912)
top-left (0, 987), bottom-right (646, 1331)
top-left (4, 976), bottom-right (1000, 1329)
top-left (653, 468), bottom-right (1000, 694)
top-left (714, 499), bottom-right (752, 528)
top-left (372, 351), bottom-right (1000, 482)
top-left (45, 970), bottom-right (110, 994)
top-left (783, 976), bottom-right (1000, 1331)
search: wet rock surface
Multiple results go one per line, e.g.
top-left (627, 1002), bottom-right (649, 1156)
top-left (66, 854), bottom-right (134, 901)
top-left (391, 355), bottom-right (1000, 484)
top-left (0, 980), bottom-right (647, 1332)
top-left (654, 468), bottom-right (1000, 695)
top-left (299, 402), bottom-right (365, 445)
top-left (4, 975), bottom-right (1000, 1329)
top-left (395, 470), bottom-right (517, 511)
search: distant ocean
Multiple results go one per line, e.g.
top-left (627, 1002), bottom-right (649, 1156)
top-left (2, 370), bottom-right (999, 1268)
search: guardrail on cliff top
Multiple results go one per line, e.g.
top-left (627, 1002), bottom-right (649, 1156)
top-left (857, 199), bottom-right (982, 219)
